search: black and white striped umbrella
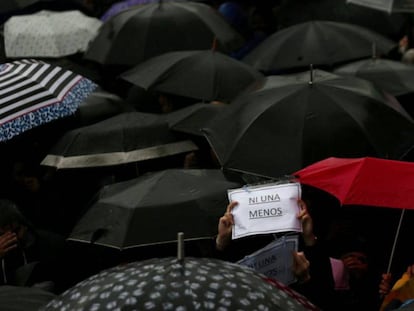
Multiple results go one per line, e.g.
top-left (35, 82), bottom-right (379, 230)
top-left (0, 59), bottom-right (98, 142)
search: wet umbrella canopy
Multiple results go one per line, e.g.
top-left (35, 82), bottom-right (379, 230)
top-left (4, 10), bottom-right (102, 58)
top-left (347, 0), bottom-right (414, 13)
top-left (166, 102), bottom-right (227, 136)
top-left (67, 169), bottom-right (242, 249)
top-left (84, 0), bottom-right (245, 66)
top-left (294, 157), bottom-right (414, 210)
top-left (275, 0), bottom-right (406, 40)
top-left (41, 112), bottom-right (198, 169)
top-left (334, 57), bottom-right (414, 97)
top-left (120, 49), bottom-right (264, 102)
top-left (41, 257), bottom-right (316, 310)
top-left (242, 20), bottom-right (396, 72)
top-left (203, 69), bottom-right (414, 178)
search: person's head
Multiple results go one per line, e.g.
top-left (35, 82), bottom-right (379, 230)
top-left (158, 93), bottom-right (174, 113)
top-left (11, 161), bottom-right (41, 193)
top-left (218, 2), bottom-right (249, 37)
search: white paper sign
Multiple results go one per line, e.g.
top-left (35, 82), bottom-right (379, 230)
top-left (237, 235), bottom-right (299, 285)
top-left (228, 182), bottom-right (302, 239)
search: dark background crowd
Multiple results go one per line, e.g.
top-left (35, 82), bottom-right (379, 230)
top-left (0, 0), bottom-right (413, 310)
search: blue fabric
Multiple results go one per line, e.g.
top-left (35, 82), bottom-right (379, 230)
top-left (400, 299), bottom-right (414, 308)
top-left (218, 2), bottom-right (247, 32)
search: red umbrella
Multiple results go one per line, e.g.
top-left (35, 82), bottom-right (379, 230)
top-left (293, 156), bottom-right (414, 210)
top-left (293, 156), bottom-right (414, 272)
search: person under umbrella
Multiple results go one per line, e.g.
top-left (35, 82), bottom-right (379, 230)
top-left (213, 197), bottom-right (335, 310)
top-left (0, 199), bottom-right (66, 292)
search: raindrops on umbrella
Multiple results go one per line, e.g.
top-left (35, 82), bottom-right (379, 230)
top-left (4, 10), bottom-right (103, 58)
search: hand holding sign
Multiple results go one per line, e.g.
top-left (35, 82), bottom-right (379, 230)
top-left (216, 201), bottom-right (237, 251)
top-left (297, 199), bottom-right (316, 246)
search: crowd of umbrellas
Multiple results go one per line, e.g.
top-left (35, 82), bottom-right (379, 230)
top-left (0, 0), bottom-right (414, 310)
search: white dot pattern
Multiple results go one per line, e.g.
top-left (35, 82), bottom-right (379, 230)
top-left (40, 257), bottom-right (312, 310)
top-left (4, 10), bottom-right (102, 58)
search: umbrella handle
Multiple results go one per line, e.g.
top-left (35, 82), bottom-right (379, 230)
top-left (177, 232), bottom-right (184, 261)
top-left (386, 209), bottom-right (405, 274)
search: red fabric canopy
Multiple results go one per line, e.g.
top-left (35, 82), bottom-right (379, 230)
top-left (293, 157), bottom-right (414, 209)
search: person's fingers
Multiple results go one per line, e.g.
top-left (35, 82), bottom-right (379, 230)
top-left (297, 199), bottom-right (306, 209)
top-left (379, 273), bottom-right (392, 295)
top-left (292, 251), bottom-right (311, 283)
top-left (293, 251), bottom-right (309, 267)
top-left (220, 215), bottom-right (233, 227)
top-left (297, 208), bottom-right (306, 218)
top-left (0, 232), bottom-right (17, 246)
top-left (226, 201), bottom-right (238, 214)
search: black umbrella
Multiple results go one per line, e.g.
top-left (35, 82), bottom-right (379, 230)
top-left (334, 57), bottom-right (414, 97)
top-left (74, 87), bottom-right (134, 126)
top-left (347, 0), bottom-right (414, 13)
top-left (41, 256), bottom-right (317, 310)
top-left (0, 0), bottom-right (43, 12)
top-left (67, 169), bottom-right (242, 249)
top-left (40, 111), bottom-right (198, 169)
top-left (275, 0), bottom-right (406, 41)
top-left (84, 0), bottom-right (245, 66)
top-left (242, 20), bottom-right (396, 73)
top-left (0, 285), bottom-right (56, 311)
top-left (202, 69), bottom-right (414, 179)
top-left (120, 49), bottom-right (264, 102)
top-left (166, 102), bottom-right (227, 136)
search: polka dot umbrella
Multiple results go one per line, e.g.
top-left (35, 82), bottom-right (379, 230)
top-left (4, 10), bottom-right (102, 58)
top-left (41, 257), bottom-right (318, 310)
